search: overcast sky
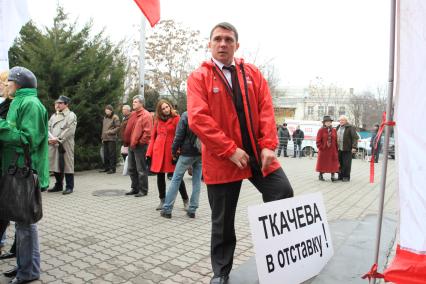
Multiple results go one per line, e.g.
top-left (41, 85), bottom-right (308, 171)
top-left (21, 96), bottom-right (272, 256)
top-left (28, 0), bottom-right (391, 91)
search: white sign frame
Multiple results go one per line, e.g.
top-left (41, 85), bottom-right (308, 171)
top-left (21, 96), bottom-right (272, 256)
top-left (248, 192), bottom-right (333, 284)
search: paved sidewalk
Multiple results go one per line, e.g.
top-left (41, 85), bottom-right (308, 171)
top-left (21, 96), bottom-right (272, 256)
top-left (0, 157), bottom-right (397, 284)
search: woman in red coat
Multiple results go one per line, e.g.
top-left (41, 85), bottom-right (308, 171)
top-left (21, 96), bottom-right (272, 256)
top-left (316, 115), bottom-right (340, 181)
top-left (146, 100), bottom-right (188, 210)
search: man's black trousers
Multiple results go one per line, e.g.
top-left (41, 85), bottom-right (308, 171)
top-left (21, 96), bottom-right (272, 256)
top-left (338, 150), bottom-right (353, 180)
top-left (207, 166), bottom-right (294, 277)
top-left (103, 141), bottom-right (117, 171)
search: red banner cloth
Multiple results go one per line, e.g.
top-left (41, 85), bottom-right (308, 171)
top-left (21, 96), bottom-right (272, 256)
top-left (384, 245), bottom-right (426, 283)
top-left (133, 0), bottom-right (160, 27)
top-left (361, 263), bottom-right (384, 281)
top-left (370, 112), bottom-right (396, 183)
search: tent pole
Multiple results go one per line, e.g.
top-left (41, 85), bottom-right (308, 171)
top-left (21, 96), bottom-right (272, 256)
top-left (370, 0), bottom-right (397, 283)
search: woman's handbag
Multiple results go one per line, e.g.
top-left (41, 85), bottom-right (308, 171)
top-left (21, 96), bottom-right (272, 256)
top-left (0, 145), bottom-right (43, 224)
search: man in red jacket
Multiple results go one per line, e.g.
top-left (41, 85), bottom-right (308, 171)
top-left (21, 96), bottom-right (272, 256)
top-left (187, 22), bottom-right (294, 284)
top-left (123, 95), bottom-right (152, 197)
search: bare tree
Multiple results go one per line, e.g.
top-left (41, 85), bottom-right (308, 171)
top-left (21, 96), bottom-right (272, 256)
top-left (348, 85), bottom-right (388, 129)
top-left (308, 77), bottom-right (347, 120)
top-left (145, 20), bottom-right (205, 112)
top-left (243, 48), bottom-right (281, 97)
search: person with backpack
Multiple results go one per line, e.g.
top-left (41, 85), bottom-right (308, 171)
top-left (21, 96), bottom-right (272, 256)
top-left (161, 111), bottom-right (202, 219)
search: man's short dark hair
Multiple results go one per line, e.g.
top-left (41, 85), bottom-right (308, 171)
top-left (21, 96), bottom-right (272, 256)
top-left (210, 22), bottom-right (239, 42)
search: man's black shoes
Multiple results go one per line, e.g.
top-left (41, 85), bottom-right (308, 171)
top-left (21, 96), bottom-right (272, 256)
top-left (62, 188), bottom-right (73, 195)
top-left (107, 169), bottom-right (116, 174)
top-left (3, 267), bottom-right (17, 277)
top-left (0, 252), bottom-right (16, 260)
top-left (98, 169), bottom-right (109, 173)
top-left (134, 192), bottom-right (147, 197)
top-left (160, 211), bottom-right (172, 219)
top-left (125, 190), bottom-right (138, 195)
top-left (210, 275), bottom-right (229, 284)
top-left (47, 186), bottom-right (62, 193)
top-left (187, 212), bottom-right (195, 218)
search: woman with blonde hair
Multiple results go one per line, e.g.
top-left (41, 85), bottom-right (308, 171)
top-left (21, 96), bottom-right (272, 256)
top-left (146, 99), bottom-right (188, 210)
top-left (0, 71), bottom-right (12, 117)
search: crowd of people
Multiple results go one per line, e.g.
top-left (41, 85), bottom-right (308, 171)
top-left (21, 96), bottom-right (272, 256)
top-left (0, 22), bottom-right (384, 284)
top-left (276, 115), bottom-right (380, 183)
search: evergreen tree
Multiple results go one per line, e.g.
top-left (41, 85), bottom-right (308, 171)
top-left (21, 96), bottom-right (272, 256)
top-left (9, 7), bottom-right (126, 170)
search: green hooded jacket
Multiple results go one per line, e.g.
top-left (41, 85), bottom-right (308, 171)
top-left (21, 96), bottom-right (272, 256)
top-left (0, 88), bottom-right (49, 188)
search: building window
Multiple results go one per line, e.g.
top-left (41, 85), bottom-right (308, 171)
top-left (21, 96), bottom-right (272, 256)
top-left (328, 106), bottom-right (335, 117)
top-left (308, 106), bottom-right (314, 115)
top-left (318, 106), bottom-right (325, 117)
top-left (339, 106), bottom-right (346, 116)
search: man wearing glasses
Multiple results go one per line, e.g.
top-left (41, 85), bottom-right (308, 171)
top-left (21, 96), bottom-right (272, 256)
top-left (47, 96), bottom-right (77, 195)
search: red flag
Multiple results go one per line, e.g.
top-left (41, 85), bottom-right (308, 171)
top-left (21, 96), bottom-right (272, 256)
top-left (133, 0), bottom-right (160, 27)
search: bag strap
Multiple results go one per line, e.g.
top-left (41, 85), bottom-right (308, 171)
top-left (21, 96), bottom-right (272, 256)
top-left (22, 143), bottom-right (32, 168)
top-left (11, 144), bottom-right (31, 169)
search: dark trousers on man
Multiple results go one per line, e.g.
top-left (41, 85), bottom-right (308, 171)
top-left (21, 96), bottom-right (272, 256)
top-left (103, 141), bottom-right (117, 171)
top-left (293, 142), bottom-right (302, 157)
top-left (53, 172), bottom-right (74, 191)
top-left (338, 150), bottom-right (353, 180)
top-left (128, 144), bottom-right (149, 194)
top-left (207, 166), bottom-right (294, 277)
top-left (277, 142), bottom-right (288, 157)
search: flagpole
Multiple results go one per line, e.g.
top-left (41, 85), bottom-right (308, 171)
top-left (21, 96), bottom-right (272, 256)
top-left (370, 0), bottom-right (396, 283)
top-left (139, 15), bottom-right (146, 97)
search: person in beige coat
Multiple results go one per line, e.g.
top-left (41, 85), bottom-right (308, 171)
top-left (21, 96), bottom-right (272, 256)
top-left (48, 96), bottom-right (77, 195)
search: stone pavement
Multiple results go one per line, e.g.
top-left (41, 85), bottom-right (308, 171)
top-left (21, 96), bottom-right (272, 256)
top-left (0, 156), bottom-right (397, 284)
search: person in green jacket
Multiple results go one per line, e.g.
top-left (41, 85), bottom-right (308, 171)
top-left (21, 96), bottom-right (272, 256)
top-left (0, 66), bottom-right (48, 283)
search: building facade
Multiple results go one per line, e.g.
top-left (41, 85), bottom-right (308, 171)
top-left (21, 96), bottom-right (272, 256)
top-left (273, 86), bottom-right (355, 125)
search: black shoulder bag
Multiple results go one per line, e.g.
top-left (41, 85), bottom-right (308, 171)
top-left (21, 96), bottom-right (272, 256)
top-left (0, 145), bottom-right (43, 224)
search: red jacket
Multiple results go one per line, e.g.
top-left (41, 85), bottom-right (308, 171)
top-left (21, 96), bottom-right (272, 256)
top-left (315, 127), bottom-right (339, 173)
top-left (124, 108), bottom-right (152, 148)
top-left (146, 115), bottom-right (180, 173)
top-left (187, 58), bottom-right (280, 184)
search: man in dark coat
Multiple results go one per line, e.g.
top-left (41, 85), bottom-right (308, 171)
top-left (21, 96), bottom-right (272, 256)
top-left (370, 124), bottom-right (382, 163)
top-left (292, 125), bottom-right (304, 158)
top-left (336, 115), bottom-right (359, 181)
top-left (277, 122), bottom-right (291, 157)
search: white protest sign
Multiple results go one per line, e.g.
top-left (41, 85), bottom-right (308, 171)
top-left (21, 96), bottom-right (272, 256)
top-left (248, 192), bottom-right (333, 284)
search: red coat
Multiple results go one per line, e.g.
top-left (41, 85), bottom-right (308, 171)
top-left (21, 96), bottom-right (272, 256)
top-left (315, 127), bottom-right (340, 173)
top-left (187, 58), bottom-right (280, 184)
top-left (146, 115), bottom-right (180, 173)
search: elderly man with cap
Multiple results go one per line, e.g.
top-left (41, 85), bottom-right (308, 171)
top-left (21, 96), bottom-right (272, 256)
top-left (48, 95), bottom-right (77, 195)
top-left (0, 66), bottom-right (48, 283)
